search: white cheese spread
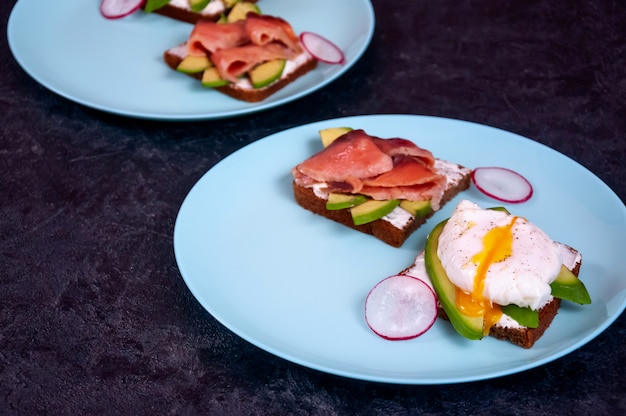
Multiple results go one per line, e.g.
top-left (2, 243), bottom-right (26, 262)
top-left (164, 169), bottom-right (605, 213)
top-left (381, 160), bottom-right (471, 229)
top-left (169, 0), bottom-right (225, 15)
top-left (311, 159), bottom-right (470, 230)
top-left (232, 51), bottom-right (313, 90)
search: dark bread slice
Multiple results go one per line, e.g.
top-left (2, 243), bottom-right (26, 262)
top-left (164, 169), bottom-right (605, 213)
top-left (487, 247), bottom-right (582, 348)
top-left (487, 298), bottom-right (561, 348)
top-left (292, 161), bottom-right (472, 247)
top-left (402, 244), bottom-right (582, 348)
top-left (163, 47), bottom-right (318, 102)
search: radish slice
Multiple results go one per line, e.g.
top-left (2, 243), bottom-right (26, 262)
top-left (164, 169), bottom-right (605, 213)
top-left (100, 0), bottom-right (145, 19)
top-left (471, 166), bottom-right (534, 203)
top-left (299, 32), bottom-right (345, 64)
top-left (365, 275), bottom-right (437, 341)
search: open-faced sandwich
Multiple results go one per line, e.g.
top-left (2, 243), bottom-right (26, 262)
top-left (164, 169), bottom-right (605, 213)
top-left (396, 200), bottom-right (591, 348)
top-left (291, 128), bottom-right (472, 247)
top-left (144, 0), bottom-right (260, 24)
top-left (163, 12), bottom-right (319, 102)
top-left (100, 0), bottom-right (260, 22)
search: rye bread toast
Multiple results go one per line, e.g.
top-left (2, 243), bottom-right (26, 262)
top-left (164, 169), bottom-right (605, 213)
top-left (292, 159), bottom-right (472, 247)
top-left (402, 243), bottom-right (583, 348)
top-left (163, 45), bottom-right (318, 102)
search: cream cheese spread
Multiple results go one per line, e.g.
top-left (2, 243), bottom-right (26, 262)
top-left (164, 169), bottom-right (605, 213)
top-left (381, 160), bottom-right (471, 229)
top-left (311, 159), bottom-right (470, 230)
top-left (232, 51), bottom-right (313, 90)
top-left (169, 0), bottom-right (225, 15)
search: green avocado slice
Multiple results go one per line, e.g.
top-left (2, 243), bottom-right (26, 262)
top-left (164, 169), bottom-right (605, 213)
top-left (424, 219), bottom-right (484, 340)
top-left (189, 0), bottom-right (211, 12)
top-left (201, 67), bottom-right (229, 88)
top-left (176, 56), bottom-right (212, 74)
top-left (399, 200), bottom-right (432, 218)
top-left (501, 304), bottom-right (539, 328)
top-left (351, 199), bottom-right (400, 225)
top-left (144, 0), bottom-right (170, 13)
top-left (550, 264), bottom-right (591, 304)
top-left (249, 59), bottom-right (286, 88)
top-left (326, 193), bottom-right (367, 210)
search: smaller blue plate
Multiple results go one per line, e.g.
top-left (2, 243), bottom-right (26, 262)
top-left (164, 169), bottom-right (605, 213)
top-left (7, 0), bottom-right (374, 120)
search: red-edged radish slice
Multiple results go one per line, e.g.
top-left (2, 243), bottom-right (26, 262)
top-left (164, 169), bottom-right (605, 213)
top-left (100, 0), bottom-right (145, 20)
top-left (365, 275), bottom-right (437, 341)
top-left (299, 32), bottom-right (345, 64)
top-left (471, 166), bottom-right (534, 203)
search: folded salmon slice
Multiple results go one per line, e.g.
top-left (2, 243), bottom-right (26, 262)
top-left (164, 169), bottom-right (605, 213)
top-left (245, 14), bottom-right (302, 53)
top-left (293, 130), bottom-right (394, 183)
top-left (362, 155), bottom-right (442, 187)
top-left (292, 129), bottom-right (449, 206)
top-left (212, 43), bottom-right (296, 83)
top-left (187, 21), bottom-right (248, 56)
top-left (371, 137), bottom-right (436, 166)
top-left (360, 182), bottom-right (445, 202)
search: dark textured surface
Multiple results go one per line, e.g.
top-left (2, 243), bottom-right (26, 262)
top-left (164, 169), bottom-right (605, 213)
top-left (1, 1), bottom-right (625, 415)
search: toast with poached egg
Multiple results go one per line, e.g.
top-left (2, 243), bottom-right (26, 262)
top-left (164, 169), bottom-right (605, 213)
top-left (403, 200), bottom-right (590, 348)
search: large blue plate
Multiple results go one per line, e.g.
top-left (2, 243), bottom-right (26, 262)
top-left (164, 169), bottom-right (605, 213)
top-left (7, 0), bottom-right (374, 120)
top-left (174, 115), bottom-right (625, 384)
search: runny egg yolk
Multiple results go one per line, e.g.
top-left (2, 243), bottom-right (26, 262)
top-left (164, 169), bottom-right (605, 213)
top-left (456, 216), bottom-right (518, 335)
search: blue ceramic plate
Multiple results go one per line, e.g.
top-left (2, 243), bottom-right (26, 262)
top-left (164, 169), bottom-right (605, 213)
top-left (174, 115), bottom-right (626, 384)
top-left (7, 0), bottom-right (374, 120)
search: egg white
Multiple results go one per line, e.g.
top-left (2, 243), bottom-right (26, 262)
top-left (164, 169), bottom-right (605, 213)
top-left (437, 200), bottom-right (562, 310)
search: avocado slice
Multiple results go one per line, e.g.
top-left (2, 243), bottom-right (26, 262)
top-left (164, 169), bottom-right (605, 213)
top-left (399, 200), bottom-right (432, 218)
top-left (550, 264), bottom-right (591, 304)
top-left (227, 1), bottom-right (260, 22)
top-left (201, 67), bottom-right (229, 88)
top-left (144, 0), bottom-right (170, 13)
top-left (326, 193), bottom-right (367, 210)
top-left (424, 220), bottom-right (484, 340)
top-left (319, 127), bottom-right (353, 147)
top-left (501, 304), bottom-right (539, 328)
top-left (351, 199), bottom-right (400, 225)
top-left (189, 0), bottom-right (211, 12)
top-left (249, 59), bottom-right (286, 88)
top-left (487, 206), bottom-right (510, 214)
top-left (177, 56), bottom-right (212, 74)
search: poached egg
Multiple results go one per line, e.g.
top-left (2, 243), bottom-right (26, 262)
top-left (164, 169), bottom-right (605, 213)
top-left (437, 200), bottom-right (562, 328)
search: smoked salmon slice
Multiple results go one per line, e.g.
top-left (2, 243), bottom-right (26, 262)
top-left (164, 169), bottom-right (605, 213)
top-left (371, 137), bottom-right (436, 166)
top-left (362, 155), bottom-right (442, 187)
top-left (211, 43), bottom-right (296, 83)
top-left (292, 129), bottom-right (449, 206)
top-left (187, 21), bottom-right (248, 56)
top-left (245, 14), bottom-right (302, 53)
top-left (184, 13), bottom-right (305, 82)
top-left (293, 130), bottom-right (394, 183)
top-left (359, 183), bottom-right (445, 202)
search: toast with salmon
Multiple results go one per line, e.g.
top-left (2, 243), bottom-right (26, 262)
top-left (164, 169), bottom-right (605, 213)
top-left (291, 129), bottom-right (472, 247)
top-left (401, 200), bottom-right (590, 348)
top-left (144, 0), bottom-right (260, 24)
top-left (163, 13), bottom-right (318, 102)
